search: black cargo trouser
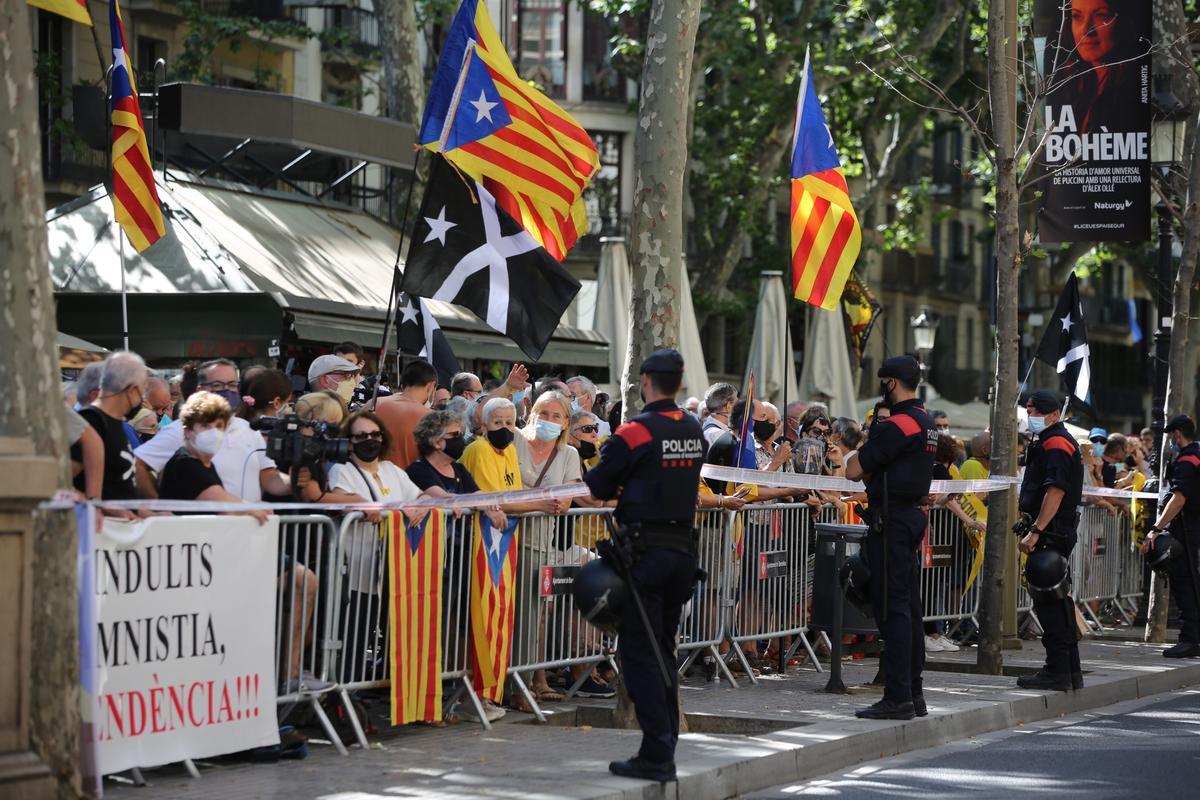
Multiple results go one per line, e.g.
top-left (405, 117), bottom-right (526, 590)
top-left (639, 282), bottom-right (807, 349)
top-left (1168, 518), bottom-right (1200, 644)
top-left (866, 505), bottom-right (926, 704)
top-left (1032, 523), bottom-right (1080, 676)
top-left (617, 546), bottom-right (697, 764)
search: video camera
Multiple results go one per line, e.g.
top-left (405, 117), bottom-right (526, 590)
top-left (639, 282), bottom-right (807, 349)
top-left (250, 414), bottom-right (351, 471)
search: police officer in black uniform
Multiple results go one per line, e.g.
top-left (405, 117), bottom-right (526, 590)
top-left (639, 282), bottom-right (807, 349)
top-left (583, 349), bottom-right (706, 782)
top-left (1015, 390), bottom-right (1084, 690)
top-left (1143, 414), bottom-right (1200, 658)
top-left (844, 356), bottom-right (937, 720)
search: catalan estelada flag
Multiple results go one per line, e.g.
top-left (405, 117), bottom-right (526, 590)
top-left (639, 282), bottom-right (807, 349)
top-left (736, 371), bottom-right (758, 470)
top-left (417, 0), bottom-right (599, 261)
top-left (387, 510), bottom-right (445, 724)
top-left (109, 0), bottom-right (164, 252)
top-left (790, 48), bottom-right (861, 311)
top-left (468, 514), bottom-right (519, 703)
top-left (27, 0), bottom-right (92, 26)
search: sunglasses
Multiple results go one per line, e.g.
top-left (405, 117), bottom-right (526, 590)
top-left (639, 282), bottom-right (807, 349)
top-left (350, 431), bottom-right (384, 442)
top-left (574, 425), bottom-right (599, 434)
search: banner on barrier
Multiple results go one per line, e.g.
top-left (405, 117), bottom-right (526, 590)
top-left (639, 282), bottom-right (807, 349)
top-left (94, 516), bottom-right (280, 774)
top-left (540, 564), bottom-right (580, 597)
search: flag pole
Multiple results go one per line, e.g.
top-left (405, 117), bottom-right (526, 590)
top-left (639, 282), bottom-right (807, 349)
top-left (782, 273), bottom-right (790, 438)
top-left (372, 148), bottom-right (423, 407)
top-left (119, 233), bottom-right (129, 350)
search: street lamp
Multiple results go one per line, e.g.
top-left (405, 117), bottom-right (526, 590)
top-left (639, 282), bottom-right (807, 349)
top-left (1149, 74), bottom-right (1189, 482)
top-left (910, 308), bottom-right (939, 402)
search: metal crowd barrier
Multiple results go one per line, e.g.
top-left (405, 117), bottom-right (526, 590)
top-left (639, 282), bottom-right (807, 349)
top-left (725, 502), bottom-right (822, 685)
top-left (275, 515), bottom-right (346, 755)
top-left (280, 498), bottom-right (1153, 747)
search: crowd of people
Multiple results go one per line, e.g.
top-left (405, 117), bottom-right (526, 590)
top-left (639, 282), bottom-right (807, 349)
top-left (62, 345), bottom-right (1168, 747)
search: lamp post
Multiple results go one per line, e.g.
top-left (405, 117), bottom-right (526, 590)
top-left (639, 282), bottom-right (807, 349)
top-left (1149, 76), bottom-right (1188, 482)
top-left (910, 307), bottom-right (939, 403)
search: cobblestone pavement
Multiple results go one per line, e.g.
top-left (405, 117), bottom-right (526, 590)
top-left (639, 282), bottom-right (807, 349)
top-left (102, 636), bottom-right (1199, 800)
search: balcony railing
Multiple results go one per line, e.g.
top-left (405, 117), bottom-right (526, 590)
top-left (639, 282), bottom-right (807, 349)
top-left (321, 7), bottom-right (379, 57)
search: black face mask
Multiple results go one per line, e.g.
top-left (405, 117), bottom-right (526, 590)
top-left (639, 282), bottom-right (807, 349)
top-left (352, 439), bottom-right (383, 462)
top-left (442, 434), bottom-right (466, 460)
top-left (753, 419), bottom-right (776, 442)
top-left (487, 427), bottom-right (515, 450)
top-left (576, 440), bottom-right (597, 460)
top-left (878, 380), bottom-right (895, 407)
top-left (124, 387), bottom-right (144, 421)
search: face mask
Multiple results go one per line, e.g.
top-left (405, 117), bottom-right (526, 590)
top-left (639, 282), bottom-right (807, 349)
top-left (442, 434), bottom-right (467, 460)
top-left (158, 414), bottom-right (170, 429)
top-left (535, 419), bottom-right (562, 442)
top-left (1167, 439), bottom-right (1180, 454)
top-left (487, 427), bottom-right (515, 450)
top-left (512, 390), bottom-right (527, 405)
top-left (1028, 415), bottom-right (1046, 434)
top-left (1093, 442), bottom-right (1104, 459)
top-left (215, 389), bottom-right (242, 411)
top-left (335, 377), bottom-right (357, 405)
top-left (753, 419), bottom-right (776, 442)
top-left (352, 439), bottom-right (383, 462)
top-left (571, 398), bottom-right (583, 415)
top-left (878, 381), bottom-right (894, 407)
top-left (576, 440), bottom-right (597, 460)
top-left (124, 387), bottom-right (144, 420)
top-left (192, 428), bottom-right (225, 456)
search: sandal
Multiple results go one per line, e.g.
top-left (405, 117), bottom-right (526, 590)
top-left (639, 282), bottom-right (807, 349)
top-left (533, 687), bottom-right (564, 702)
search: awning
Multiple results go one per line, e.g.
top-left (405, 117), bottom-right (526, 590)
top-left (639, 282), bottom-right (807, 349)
top-left (47, 177), bottom-right (608, 365)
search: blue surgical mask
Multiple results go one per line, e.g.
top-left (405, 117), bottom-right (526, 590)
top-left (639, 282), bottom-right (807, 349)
top-left (571, 398), bottom-right (583, 415)
top-left (534, 419), bottom-right (562, 442)
top-left (1028, 415), bottom-right (1046, 434)
top-left (512, 390), bottom-right (527, 405)
top-left (1093, 442), bottom-right (1104, 459)
top-left (1167, 438), bottom-right (1180, 455)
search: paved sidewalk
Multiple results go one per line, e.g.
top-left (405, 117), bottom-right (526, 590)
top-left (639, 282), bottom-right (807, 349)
top-left (104, 636), bottom-right (1200, 800)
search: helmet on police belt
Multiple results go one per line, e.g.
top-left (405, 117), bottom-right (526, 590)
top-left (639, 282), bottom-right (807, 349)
top-left (1025, 549), bottom-right (1071, 600)
top-left (1146, 533), bottom-right (1181, 574)
top-left (573, 559), bottom-right (628, 635)
top-left (839, 553), bottom-right (873, 615)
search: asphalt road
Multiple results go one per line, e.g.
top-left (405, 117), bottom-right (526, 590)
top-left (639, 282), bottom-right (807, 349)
top-left (749, 689), bottom-right (1200, 799)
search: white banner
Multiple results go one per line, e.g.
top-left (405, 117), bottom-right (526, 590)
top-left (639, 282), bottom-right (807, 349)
top-left (93, 515), bottom-right (280, 774)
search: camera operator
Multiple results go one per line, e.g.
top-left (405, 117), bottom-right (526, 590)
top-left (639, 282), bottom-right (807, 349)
top-left (269, 392), bottom-right (349, 504)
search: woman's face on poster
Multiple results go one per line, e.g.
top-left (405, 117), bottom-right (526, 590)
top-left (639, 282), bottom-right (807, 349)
top-left (1071, 0), bottom-right (1118, 65)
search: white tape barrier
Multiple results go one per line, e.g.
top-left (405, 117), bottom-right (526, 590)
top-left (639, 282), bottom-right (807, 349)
top-left (699, 464), bottom-right (1159, 501)
top-left (51, 482), bottom-right (591, 515)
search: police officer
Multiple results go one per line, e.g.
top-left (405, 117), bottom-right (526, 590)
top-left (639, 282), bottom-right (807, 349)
top-left (1016, 390), bottom-right (1084, 690)
top-left (844, 356), bottom-right (937, 720)
top-left (583, 349), bottom-right (705, 782)
top-left (1142, 415), bottom-right (1200, 658)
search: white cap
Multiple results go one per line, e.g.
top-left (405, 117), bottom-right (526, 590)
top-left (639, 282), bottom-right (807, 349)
top-left (307, 354), bottom-right (361, 386)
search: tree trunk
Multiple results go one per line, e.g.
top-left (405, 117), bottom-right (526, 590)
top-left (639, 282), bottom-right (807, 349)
top-left (1146, 0), bottom-right (1200, 643)
top-left (620, 0), bottom-right (701, 418)
top-left (376, 0), bottom-right (424, 122)
top-left (1, 5), bottom-right (79, 797)
top-left (975, 0), bottom-right (1020, 676)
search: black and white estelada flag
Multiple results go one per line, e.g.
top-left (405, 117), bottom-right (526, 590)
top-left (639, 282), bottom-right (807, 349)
top-left (395, 290), bottom-right (459, 388)
top-left (401, 154), bottom-right (581, 362)
top-left (1035, 272), bottom-right (1094, 415)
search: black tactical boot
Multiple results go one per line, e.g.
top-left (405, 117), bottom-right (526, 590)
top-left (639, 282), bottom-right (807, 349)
top-left (1016, 671), bottom-right (1072, 691)
top-left (855, 699), bottom-right (916, 720)
top-left (609, 756), bottom-right (677, 782)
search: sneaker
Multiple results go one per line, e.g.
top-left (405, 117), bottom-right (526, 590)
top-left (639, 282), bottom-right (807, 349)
top-left (454, 699), bottom-right (506, 723)
top-left (575, 676), bottom-right (616, 698)
top-left (938, 637), bottom-right (960, 652)
top-left (285, 671), bottom-right (333, 694)
top-left (924, 635), bottom-right (946, 653)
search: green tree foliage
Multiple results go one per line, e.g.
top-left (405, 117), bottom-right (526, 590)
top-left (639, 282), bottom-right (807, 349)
top-left (587, 0), bottom-right (987, 331)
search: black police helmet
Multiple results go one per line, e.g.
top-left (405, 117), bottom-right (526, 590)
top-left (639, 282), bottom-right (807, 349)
top-left (1146, 533), bottom-right (1180, 574)
top-left (839, 553), bottom-right (873, 615)
top-left (1025, 549), bottom-right (1070, 600)
top-left (572, 559), bottom-right (628, 635)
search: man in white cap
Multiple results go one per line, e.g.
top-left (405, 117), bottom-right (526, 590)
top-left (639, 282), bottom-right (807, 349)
top-left (308, 354), bottom-right (362, 406)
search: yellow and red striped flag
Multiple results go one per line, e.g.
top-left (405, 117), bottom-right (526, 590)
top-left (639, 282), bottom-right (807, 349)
top-left (109, 0), bottom-right (164, 252)
top-left (27, 0), bottom-right (92, 26)
top-left (387, 510), bottom-right (445, 724)
top-left (468, 514), bottom-right (520, 703)
top-left (790, 48), bottom-right (861, 310)
top-left (417, 0), bottom-right (599, 261)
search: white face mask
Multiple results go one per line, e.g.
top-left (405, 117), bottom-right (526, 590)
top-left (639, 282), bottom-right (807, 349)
top-left (192, 428), bottom-right (226, 456)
